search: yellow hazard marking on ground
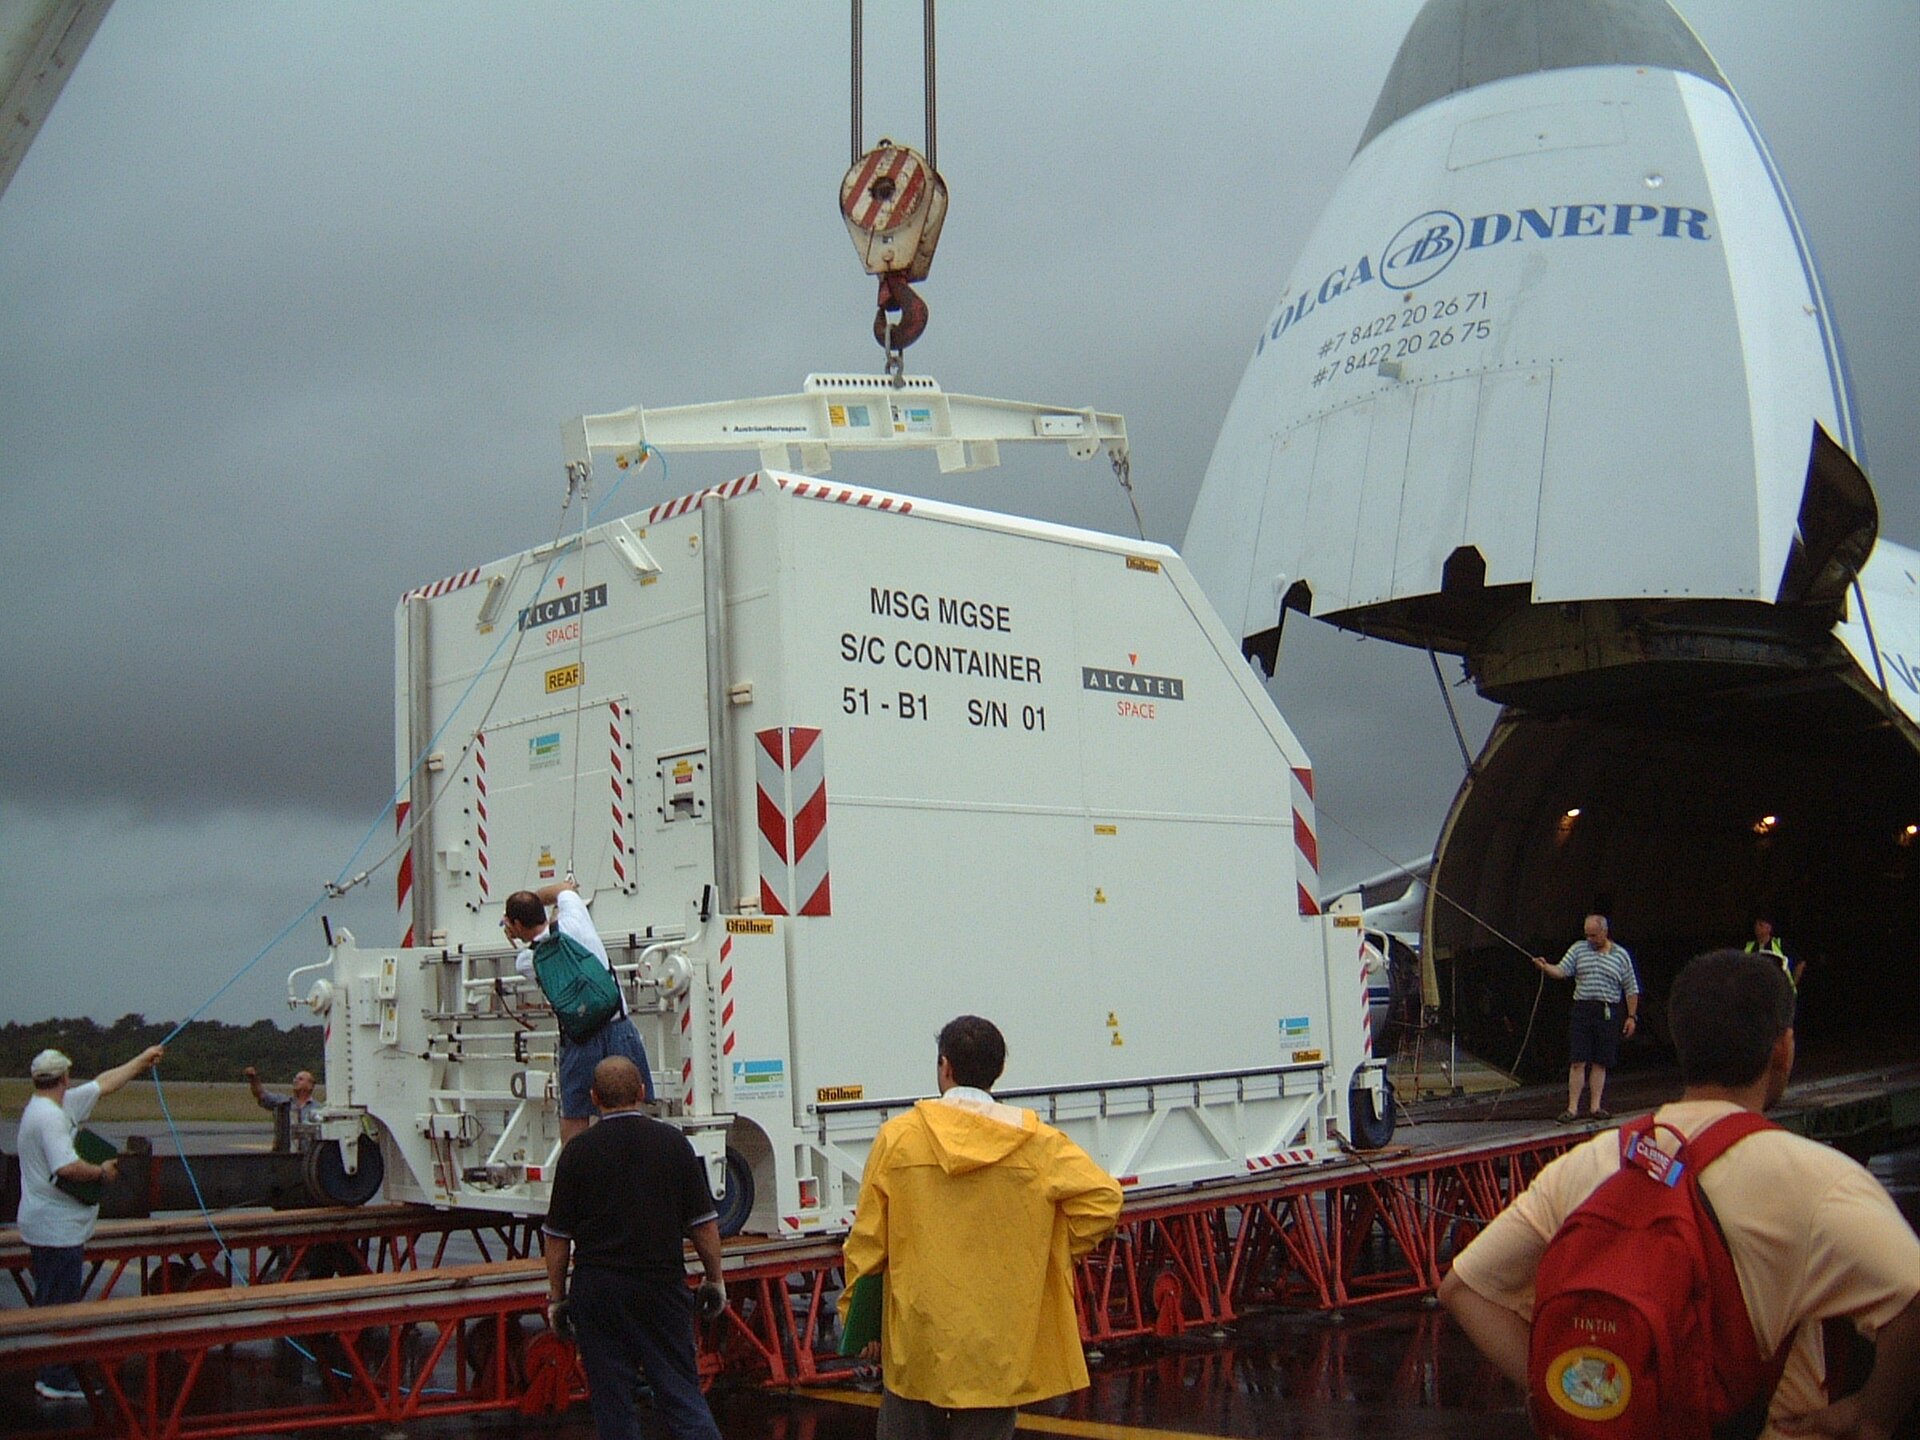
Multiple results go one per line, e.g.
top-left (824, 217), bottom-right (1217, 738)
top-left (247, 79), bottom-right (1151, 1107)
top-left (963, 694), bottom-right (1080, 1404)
top-left (795, 1389), bottom-right (1221, 1440)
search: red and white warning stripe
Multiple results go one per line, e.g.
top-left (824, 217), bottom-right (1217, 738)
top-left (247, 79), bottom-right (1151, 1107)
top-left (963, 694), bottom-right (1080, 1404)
top-left (680, 1006), bottom-right (696, 1111)
top-left (1360, 937), bottom-right (1376, 1062)
top-left (1246, 1149), bottom-right (1317, 1173)
top-left (1357, 931), bottom-right (1396, 1062)
top-left (754, 731), bottom-right (792, 915)
top-left (842, 145), bottom-right (928, 231)
top-left (403, 567), bottom-right (483, 602)
top-left (646, 474), bottom-right (760, 524)
top-left (780, 478), bottom-right (912, 515)
top-left (473, 732), bottom-right (490, 905)
top-left (754, 727), bottom-right (832, 916)
top-left (1292, 766), bottom-right (1320, 917)
top-left (787, 729), bottom-right (831, 916)
top-left (719, 934), bottom-right (737, 1060)
top-left (608, 700), bottom-right (629, 889)
top-left (395, 800), bottom-right (416, 947)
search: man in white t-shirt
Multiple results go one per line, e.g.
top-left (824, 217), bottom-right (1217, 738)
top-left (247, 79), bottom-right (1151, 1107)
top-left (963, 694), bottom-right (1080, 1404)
top-left (1441, 950), bottom-right (1920, 1437)
top-left (18, 1043), bottom-right (164, 1401)
top-left (505, 880), bottom-right (653, 1144)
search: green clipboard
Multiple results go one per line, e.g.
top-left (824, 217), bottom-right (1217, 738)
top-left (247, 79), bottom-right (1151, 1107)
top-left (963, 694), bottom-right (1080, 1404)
top-left (53, 1128), bottom-right (118, 1207)
top-left (838, 1273), bottom-right (884, 1356)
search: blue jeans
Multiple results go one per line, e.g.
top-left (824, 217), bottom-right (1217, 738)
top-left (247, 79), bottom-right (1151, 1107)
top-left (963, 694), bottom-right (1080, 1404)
top-left (569, 1265), bottom-right (719, 1440)
top-left (558, 1019), bottom-right (654, 1119)
top-left (29, 1244), bottom-right (85, 1391)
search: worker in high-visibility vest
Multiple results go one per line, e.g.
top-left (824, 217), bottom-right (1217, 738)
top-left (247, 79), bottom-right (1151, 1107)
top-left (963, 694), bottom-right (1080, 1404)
top-left (1745, 914), bottom-right (1805, 988)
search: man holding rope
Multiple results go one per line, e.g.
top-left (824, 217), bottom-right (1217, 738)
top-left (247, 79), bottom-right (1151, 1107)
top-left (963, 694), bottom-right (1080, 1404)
top-left (19, 1043), bottom-right (164, 1401)
top-left (1533, 914), bottom-right (1639, 1122)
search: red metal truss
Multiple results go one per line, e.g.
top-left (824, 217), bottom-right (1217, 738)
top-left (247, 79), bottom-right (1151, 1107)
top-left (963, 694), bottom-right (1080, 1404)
top-left (0, 1132), bottom-right (1578, 1435)
top-left (0, 1205), bottom-right (544, 1306)
top-left (775, 1129), bottom-right (1578, 1383)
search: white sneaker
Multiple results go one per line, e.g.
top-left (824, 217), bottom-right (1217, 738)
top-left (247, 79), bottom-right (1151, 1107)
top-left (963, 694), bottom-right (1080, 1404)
top-left (35, 1380), bottom-right (85, 1400)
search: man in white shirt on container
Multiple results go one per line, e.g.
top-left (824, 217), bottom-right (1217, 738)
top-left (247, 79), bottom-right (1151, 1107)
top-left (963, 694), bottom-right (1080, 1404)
top-left (505, 880), bottom-right (654, 1144)
top-left (18, 1043), bottom-right (164, 1401)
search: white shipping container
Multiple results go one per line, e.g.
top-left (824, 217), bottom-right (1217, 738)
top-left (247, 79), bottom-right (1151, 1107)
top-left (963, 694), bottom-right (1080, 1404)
top-left (303, 465), bottom-right (1390, 1232)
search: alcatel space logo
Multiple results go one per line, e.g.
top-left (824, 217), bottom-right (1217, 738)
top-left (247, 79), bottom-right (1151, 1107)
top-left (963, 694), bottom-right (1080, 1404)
top-left (1257, 200), bottom-right (1714, 354)
top-left (1382, 210), bottom-right (1464, 289)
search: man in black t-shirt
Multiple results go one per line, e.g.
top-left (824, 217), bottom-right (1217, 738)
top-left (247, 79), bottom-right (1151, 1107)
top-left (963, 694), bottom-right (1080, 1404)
top-left (543, 1057), bottom-right (727, 1440)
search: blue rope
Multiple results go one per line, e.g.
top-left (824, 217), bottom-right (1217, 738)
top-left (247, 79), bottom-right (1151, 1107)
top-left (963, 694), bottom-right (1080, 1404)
top-left (160, 895), bottom-right (326, 1046)
top-left (588, 443), bottom-right (665, 522)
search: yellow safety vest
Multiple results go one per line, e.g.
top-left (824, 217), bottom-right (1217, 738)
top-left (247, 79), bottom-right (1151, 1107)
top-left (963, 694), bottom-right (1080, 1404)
top-left (1745, 938), bottom-right (1794, 987)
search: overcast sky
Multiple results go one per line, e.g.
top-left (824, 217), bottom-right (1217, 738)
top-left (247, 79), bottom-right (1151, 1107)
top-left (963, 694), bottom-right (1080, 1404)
top-left (1, 2), bottom-right (1914, 1027)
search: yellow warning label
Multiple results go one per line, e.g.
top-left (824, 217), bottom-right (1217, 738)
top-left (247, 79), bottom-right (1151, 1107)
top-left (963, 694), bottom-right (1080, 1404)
top-left (817, 1085), bottom-right (864, 1104)
top-left (545, 663), bottom-right (583, 694)
top-left (1333, 915), bottom-right (1363, 928)
top-left (673, 760), bottom-right (694, 780)
top-left (1106, 1012), bottom-right (1119, 1027)
top-left (1110, 1032), bottom-right (1125, 1046)
top-left (1291, 1049), bottom-right (1324, 1064)
top-left (1125, 555), bottom-right (1162, 573)
top-left (1093, 824), bottom-right (1117, 836)
top-left (1094, 888), bottom-right (1108, 904)
top-left (726, 918), bottom-right (776, 936)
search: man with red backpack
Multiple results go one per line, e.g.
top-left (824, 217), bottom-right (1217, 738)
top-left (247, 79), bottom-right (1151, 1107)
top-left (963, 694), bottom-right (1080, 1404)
top-left (1440, 949), bottom-right (1920, 1438)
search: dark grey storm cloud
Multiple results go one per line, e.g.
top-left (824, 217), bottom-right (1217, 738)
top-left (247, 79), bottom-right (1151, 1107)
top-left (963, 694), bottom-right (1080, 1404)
top-left (0, 1), bottom-right (1913, 1023)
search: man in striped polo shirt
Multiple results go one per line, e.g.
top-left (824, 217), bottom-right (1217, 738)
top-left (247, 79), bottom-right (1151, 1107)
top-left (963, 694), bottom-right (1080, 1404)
top-left (1533, 914), bottom-right (1639, 1122)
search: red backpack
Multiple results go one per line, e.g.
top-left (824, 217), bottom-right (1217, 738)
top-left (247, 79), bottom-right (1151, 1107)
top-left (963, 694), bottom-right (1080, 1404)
top-left (1527, 1111), bottom-right (1790, 1440)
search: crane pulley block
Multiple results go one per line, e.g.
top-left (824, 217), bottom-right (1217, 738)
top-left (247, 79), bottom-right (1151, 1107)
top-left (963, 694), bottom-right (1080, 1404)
top-left (839, 140), bottom-right (947, 282)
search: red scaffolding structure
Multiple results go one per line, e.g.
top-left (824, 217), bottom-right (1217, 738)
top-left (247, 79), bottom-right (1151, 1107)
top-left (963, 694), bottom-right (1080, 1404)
top-left (0, 1126), bottom-right (1580, 1438)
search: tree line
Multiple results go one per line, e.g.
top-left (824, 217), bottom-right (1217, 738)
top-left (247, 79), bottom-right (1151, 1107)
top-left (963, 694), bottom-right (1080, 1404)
top-left (0, 1015), bottom-right (323, 1083)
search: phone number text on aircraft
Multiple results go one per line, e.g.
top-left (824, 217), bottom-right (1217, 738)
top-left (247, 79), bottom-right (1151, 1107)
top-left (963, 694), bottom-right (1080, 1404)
top-left (1306, 290), bottom-right (1493, 388)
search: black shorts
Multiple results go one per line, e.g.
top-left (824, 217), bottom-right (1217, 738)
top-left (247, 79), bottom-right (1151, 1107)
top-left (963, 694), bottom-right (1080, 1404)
top-left (1568, 998), bottom-right (1622, 1067)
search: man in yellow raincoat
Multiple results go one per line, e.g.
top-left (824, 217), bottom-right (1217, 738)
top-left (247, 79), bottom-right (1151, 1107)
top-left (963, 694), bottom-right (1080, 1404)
top-left (840, 1015), bottom-right (1123, 1439)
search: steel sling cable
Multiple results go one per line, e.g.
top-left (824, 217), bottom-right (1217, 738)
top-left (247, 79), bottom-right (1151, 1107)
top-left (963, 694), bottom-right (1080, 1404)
top-left (567, 461), bottom-right (592, 881)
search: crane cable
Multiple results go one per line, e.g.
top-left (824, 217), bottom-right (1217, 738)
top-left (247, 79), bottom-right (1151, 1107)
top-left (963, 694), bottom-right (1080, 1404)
top-left (848, 1), bottom-right (943, 381)
top-left (848, 0), bottom-right (936, 169)
top-left (566, 461), bottom-right (592, 882)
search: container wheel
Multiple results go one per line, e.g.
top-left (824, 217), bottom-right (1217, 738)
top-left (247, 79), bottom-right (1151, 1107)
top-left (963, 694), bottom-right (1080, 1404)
top-left (714, 1146), bottom-right (755, 1237)
top-left (303, 1134), bottom-right (385, 1206)
top-left (1349, 1078), bottom-right (1397, 1149)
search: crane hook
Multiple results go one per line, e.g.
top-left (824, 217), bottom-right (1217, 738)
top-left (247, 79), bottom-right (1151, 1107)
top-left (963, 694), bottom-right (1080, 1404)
top-left (873, 272), bottom-right (930, 373)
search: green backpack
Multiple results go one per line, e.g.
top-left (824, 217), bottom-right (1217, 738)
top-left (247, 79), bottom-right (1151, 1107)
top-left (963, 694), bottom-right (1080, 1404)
top-left (531, 930), bottom-right (622, 1041)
